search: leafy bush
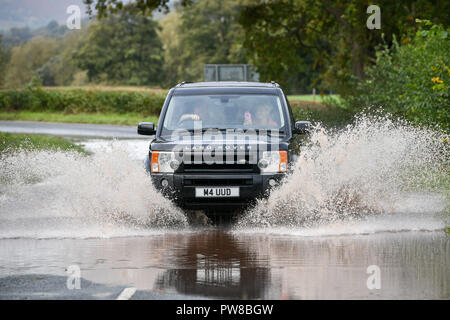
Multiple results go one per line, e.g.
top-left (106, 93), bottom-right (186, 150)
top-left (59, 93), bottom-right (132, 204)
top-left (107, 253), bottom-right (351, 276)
top-left (343, 21), bottom-right (449, 131)
top-left (0, 87), bottom-right (166, 116)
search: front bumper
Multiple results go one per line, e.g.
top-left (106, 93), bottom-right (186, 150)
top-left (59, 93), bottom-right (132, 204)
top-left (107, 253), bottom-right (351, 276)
top-left (150, 173), bottom-right (284, 210)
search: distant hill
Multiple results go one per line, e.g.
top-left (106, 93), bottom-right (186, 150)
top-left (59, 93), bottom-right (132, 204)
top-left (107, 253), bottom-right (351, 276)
top-left (0, 0), bottom-right (88, 31)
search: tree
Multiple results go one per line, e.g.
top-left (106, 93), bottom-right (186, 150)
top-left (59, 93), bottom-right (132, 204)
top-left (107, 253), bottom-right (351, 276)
top-left (159, 11), bottom-right (183, 86)
top-left (3, 36), bottom-right (59, 88)
top-left (84, 0), bottom-right (192, 18)
top-left (238, 0), bottom-right (450, 94)
top-left (0, 27), bottom-right (33, 48)
top-left (88, 0), bottom-right (319, 92)
top-left (0, 35), bottom-right (8, 87)
top-left (160, 0), bottom-right (246, 85)
top-left (73, 7), bottom-right (164, 85)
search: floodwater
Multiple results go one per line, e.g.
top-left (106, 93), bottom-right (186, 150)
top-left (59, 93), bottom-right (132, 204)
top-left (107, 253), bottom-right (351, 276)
top-left (0, 230), bottom-right (448, 299)
top-left (0, 116), bottom-right (449, 299)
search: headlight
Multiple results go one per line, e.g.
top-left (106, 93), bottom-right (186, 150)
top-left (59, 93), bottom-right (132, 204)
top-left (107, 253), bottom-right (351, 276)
top-left (151, 151), bottom-right (179, 173)
top-left (258, 151), bottom-right (287, 173)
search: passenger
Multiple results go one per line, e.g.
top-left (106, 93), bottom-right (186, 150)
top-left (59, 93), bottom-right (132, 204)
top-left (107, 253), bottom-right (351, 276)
top-left (243, 103), bottom-right (278, 127)
top-left (243, 110), bottom-right (253, 126)
top-left (255, 103), bottom-right (278, 127)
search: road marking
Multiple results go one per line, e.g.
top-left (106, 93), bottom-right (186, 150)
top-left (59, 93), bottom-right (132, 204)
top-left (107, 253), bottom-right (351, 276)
top-left (116, 287), bottom-right (137, 300)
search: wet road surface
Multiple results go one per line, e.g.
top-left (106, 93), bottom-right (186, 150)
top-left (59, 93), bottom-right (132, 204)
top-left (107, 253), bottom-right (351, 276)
top-left (0, 230), bottom-right (448, 299)
top-left (0, 121), bottom-right (147, 139)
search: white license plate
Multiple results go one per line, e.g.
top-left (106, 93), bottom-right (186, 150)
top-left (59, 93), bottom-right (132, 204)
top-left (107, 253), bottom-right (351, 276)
top-left (195, 187), bottom-right (239, 198)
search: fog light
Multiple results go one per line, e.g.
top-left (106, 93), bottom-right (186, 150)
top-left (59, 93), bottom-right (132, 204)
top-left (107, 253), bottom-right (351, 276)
top-left (268, 178), bottom-right (277, 187)
top-left (258, 159), bottom-right (268, 169)
top-left (170, 160), bottom-right (180, 170)
top-left (161, 179), bottom-right (169, 188)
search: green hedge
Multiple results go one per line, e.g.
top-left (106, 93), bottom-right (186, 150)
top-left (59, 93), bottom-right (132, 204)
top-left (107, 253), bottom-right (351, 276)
top-left (0, 87), bottom-right (166, 116)
top-left (292, 105), bottom-right (355, 129)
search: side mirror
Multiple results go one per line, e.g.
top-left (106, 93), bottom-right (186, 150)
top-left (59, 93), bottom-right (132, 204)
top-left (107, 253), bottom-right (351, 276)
top-left (137, 122), bottom-right (156, 135)
top-left (293, 121), bottom-right (311, 134)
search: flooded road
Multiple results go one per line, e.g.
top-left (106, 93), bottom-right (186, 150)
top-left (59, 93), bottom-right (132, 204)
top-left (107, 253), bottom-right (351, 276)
top-left (0, 230), bottom-right (448, 299)
top-left (0, 118), bottom-right (449, 299)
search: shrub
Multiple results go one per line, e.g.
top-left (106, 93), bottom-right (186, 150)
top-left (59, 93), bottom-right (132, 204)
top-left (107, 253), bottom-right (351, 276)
top-left (343, 21), bottom-right (449, 131)
top-left (0, 87), bottom-right (166, 116)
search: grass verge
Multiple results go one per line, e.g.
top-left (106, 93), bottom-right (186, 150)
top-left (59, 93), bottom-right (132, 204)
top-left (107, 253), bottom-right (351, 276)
top-left (0, 111), bottom-right (158, 126)
top-left (288, 94), bottom-right (340, 102)
top-left (0, 132), bottom-right (86, 153)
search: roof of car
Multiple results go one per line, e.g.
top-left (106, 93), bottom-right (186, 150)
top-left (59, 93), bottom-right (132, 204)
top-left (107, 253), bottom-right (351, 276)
top-left (174, 81), bottom-right (280, 88)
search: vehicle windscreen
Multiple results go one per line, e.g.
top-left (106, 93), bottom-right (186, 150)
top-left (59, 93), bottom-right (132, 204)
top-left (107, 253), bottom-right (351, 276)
top-left (160, 93), bottom-right (286, 137)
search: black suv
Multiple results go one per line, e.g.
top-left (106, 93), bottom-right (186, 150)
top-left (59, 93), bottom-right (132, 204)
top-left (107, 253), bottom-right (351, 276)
top-left (138, 81), bottom-right (310, 213)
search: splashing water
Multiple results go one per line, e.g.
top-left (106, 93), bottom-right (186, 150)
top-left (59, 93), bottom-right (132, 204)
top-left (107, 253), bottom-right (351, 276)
top-left (0, 142), bottom-right (187, 239)
top-left (0, 115), bottom-right (448, 238)
top-left (237, 114), bottom-right (449, 229)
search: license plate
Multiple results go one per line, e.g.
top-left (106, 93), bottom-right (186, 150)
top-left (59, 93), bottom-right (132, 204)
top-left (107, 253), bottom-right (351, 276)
top-left (195, 187), bottom-right (239, 198)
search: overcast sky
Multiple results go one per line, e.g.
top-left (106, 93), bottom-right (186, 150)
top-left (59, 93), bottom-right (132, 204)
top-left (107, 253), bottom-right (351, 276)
top-left (0, 0), bottom-right (176, 31)
top-left (0, 0), bottom-right (89, 30)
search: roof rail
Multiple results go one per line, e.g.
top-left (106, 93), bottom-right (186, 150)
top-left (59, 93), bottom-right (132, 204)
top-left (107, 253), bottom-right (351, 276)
top-left (175, 81), bottom-right (192, 87)
top-left (270, 81), bottom-right (280, 87)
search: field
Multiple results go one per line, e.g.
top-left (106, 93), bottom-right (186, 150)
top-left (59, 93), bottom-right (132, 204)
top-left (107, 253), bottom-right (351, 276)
top-left (287, 94), bottom-right (340, 102)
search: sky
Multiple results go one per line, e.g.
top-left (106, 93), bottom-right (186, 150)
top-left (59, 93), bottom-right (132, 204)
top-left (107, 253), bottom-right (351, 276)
top-left (0, 0), bottom-right (89, 30)
top-left (0, 0), bottom-right (175, 31)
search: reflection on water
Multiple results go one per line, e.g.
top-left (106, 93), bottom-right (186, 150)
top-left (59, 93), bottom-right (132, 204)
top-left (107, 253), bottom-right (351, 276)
top-left (153, 232), bottom-right (270, 299)
top-left (0, 230), bottom-right (448, 299)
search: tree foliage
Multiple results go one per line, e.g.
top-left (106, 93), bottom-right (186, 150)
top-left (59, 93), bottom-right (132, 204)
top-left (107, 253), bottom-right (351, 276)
top-left (160, 0), bottom-right (246, 85)
top-left (0, 35), bottom-right (8, 87)
top-left (73, 8), bottom-right (164, 85)
top-left (3, 37), bottom-right (59, 88)
top-left (238, 0), bottom-right (450, 94)
top-left (344, 21), bottom-right (449, 130)
top-left (1, 21), bottom-right (69, 48)
top-left (0, 27), bottom-right (33, 48)
top-left (83, 0), bottom-right (192, 17)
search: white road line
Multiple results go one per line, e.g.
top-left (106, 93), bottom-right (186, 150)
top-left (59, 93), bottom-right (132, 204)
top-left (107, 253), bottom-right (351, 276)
top-left (116, 287), bottom-right (137, 300)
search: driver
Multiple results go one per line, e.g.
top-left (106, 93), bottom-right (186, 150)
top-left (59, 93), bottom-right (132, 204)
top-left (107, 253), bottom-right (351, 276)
top-left (178, 104), bottom-right (209, 125)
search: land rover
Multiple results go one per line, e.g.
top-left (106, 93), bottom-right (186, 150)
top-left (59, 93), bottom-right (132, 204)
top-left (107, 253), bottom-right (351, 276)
top-left (138, 81), bottom-right (310, 213)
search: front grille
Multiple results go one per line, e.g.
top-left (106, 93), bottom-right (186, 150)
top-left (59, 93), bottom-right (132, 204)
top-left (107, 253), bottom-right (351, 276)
top-left (184, 178), bottom-right (253, 186)
top-left (182, 163), bottom-right (258, 173)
